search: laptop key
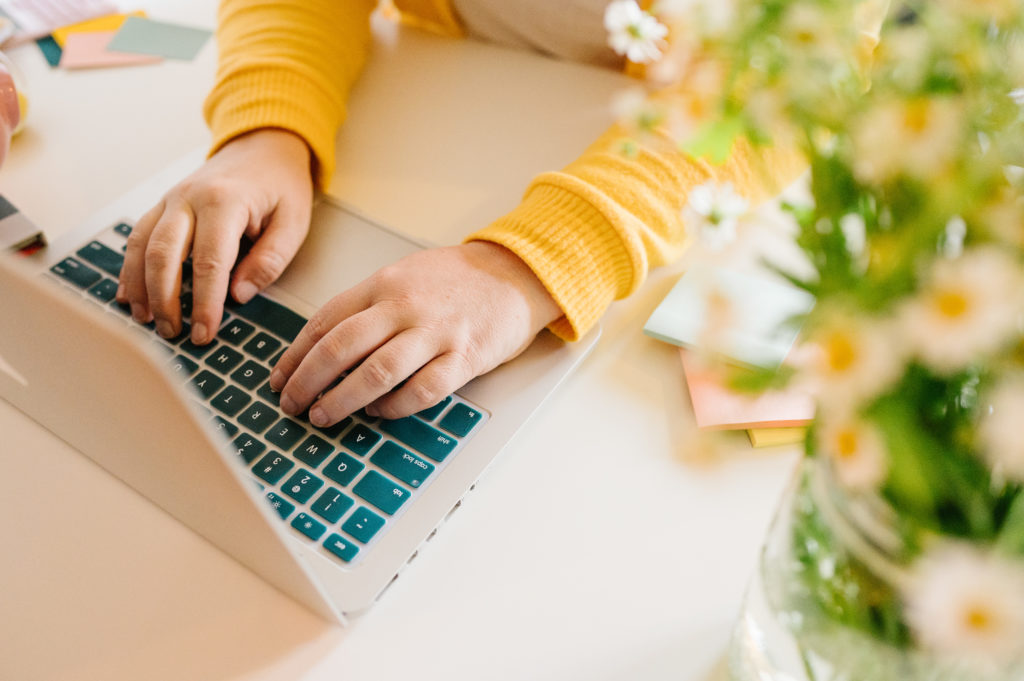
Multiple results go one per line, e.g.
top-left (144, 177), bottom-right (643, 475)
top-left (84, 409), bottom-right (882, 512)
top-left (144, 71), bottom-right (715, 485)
top-left (257, 381), bottom-right (281, 407)
top-left (294, 434), bottom-right (335, 468)
top-left (323, 533), bottom-right (359, 563)
top-left (266, 418), bottom-right (306, 451)
top-left (323, 452), bottom-right (365, 487)
top-left (231, 360), bottom-right (270, 390)
top-left (253, 452), bottom-right (294, 485)
top-left (113, 222), bottom-right (133, 237)
top-left (311, 487), bottom-right (354, 523)
top-left (232, 433), bottom-right (267, 464)
top-left (189, 370), bottom-right (225, 399)
top-left (205, 346), bottom-right (245, 374)
top-left (291, 513), bottom-right (327, 541)
top-left (439, 402), bottom-right (484, 438)
top-left (380, 417), bottom-right (457, 462)
top-left (342, 507), bottom-right (386, 544)
top-left (212, 416), bottom-right (239, 439)
top-left (416, 396), bottom-right (452, 422)
top-left (369, 441), bottom-right (435, 488)
top-left (211, 384), bottom-right (251, 417)
top-left (50, 257), bottom-right (101, 289)
top-left (180, 338), bottom-right (216, 359)
top-left (232, 294), bottom-right (307, 342)
top-left (169, 354), bottom-right (199, 377)
top-left (340, 423), bottom-right (381, 456)
top-left (236, 401), bottom-right (278, 434)
top-left (218, 318), bottom-right (255, 345)
top-left (76, 241), bottom-right (125, 277)
top-left (86, 278), bottom-right (119, 303)
top-left (281, 469), bottom-right (324, 504)
top-left (315, 415), bottom-right (351, 440)
top-left (353, 471), bottom-right (411, 515)
top-left (265, 492), bottom-right (295, 520)
top-left (243, 332), bottom-right (281, 361)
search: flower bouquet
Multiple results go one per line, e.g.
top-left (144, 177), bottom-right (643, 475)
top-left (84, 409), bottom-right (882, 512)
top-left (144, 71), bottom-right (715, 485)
top-left (604, 0), bottom-right (1024, 677)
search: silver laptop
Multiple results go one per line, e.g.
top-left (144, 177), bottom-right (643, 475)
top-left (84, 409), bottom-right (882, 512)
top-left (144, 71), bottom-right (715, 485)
top-left (0, 151), bottom-right (598, 624)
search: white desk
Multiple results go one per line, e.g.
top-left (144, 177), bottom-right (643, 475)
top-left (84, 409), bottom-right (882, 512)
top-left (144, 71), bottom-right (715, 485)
top-left (0, 2), bottom-right (800, 679)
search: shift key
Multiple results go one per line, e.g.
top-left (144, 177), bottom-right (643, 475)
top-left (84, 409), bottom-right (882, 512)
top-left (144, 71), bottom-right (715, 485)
top-left (379, 417), bottom-right (457, 462)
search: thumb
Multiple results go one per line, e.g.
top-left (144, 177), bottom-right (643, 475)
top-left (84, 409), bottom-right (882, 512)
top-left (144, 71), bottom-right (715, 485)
top-left (230, 201), bottom-right (311, 303)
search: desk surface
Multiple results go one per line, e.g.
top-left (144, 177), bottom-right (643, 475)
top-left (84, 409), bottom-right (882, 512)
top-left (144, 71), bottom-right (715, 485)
top-left (0, 2), bottom-right (799, 680)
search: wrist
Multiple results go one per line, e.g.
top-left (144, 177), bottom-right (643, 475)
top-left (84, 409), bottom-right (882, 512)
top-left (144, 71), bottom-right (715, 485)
top-left (220, 127), bottom-right (313, 179)
top-left (462, 241), bottom-right (564, 329)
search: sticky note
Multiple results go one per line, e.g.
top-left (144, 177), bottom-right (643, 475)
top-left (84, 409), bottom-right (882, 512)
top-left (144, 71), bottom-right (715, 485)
top-left (106, 16), bottom-right (211, 61)
top-left (60, 30), bottom-right (162, 69)
top-left (644, 265), bottom-right (815, 370)
top-left (747, 427), bottom-right (807, 448)
top-left (51, 10), bottom-right (144, 48)
top-left (35, 35), bottom-right (63, 67)
top-left (680, 349), bottom-right (815, 430)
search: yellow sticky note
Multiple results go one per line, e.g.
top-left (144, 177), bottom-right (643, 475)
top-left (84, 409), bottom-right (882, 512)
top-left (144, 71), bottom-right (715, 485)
top-left (747, 427), bottom-right (807, 448)
top-left (51, 11), bottom-right (145, 48)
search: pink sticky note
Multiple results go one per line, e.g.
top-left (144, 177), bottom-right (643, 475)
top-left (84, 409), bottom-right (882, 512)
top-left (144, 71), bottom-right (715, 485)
top-left (59, 30), bottom-right (162, 69)
top-left (680, 348), bottom-right (815, 430)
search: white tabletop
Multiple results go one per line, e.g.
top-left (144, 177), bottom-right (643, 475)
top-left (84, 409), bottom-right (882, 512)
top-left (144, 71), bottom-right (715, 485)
top-left (0, 2), bottom-right (800, 680)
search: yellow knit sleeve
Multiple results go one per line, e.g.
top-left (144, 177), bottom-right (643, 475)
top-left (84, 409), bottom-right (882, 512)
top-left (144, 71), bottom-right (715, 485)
top-left (467, 124), bottom-right (806, 341)
top-left (203, 0), bottom-right (377, 189)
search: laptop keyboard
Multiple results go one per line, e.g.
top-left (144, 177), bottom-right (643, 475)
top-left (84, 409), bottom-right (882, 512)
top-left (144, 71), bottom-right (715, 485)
top-left (48, 221), bottom-right (488, 567)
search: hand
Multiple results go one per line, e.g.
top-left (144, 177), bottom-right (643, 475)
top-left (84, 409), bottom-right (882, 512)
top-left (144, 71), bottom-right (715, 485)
top-left (116, 128), bottom-right (314, 344)
top-left (270, 241), bottom-right (563, 424)
top-left (0, 62), bottom-right (20, 167)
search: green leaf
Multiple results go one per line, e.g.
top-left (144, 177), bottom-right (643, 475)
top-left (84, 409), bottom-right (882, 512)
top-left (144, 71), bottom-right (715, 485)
top-left (680, 116), bottom-right (744, 164)
top-left (996, 492), bottom-right (1024, 556)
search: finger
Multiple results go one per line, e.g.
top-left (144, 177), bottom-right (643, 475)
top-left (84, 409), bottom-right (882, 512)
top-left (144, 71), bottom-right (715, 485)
top-left (278, 305), bottom-right (398, 416)
top-left (270, 285), bottom-right (372, 391)
top-left (309, 329), bottom-right (439, 427)
top-left (144, 207), bottom-right (194, 338)
top-left (366, 350), bottom-right (476, 419)
top-left (189, 199), bottom-right (249, 344)
top-left (230, 201), bottom-right (311, 304)
top-left (118, 202), bottom-right (164, 323)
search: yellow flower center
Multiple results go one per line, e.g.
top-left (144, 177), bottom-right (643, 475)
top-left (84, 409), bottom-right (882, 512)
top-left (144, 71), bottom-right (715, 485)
top-left (835, 428), bottom-right (859, 459)
top-left (903, 100), bottom-right (931, 135)
top-left (934, 289), bottom-right (970, 320)
top-left (963, 603), bottom-right (995, 633)
top-left (824, 331), bottom-right (858, 373)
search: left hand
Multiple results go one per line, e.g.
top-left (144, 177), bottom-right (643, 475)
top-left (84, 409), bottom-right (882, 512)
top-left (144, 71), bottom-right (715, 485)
top-left (0, 62), bottom-right (20, 166)
top-left (269, 241), bottom-right (563, 425)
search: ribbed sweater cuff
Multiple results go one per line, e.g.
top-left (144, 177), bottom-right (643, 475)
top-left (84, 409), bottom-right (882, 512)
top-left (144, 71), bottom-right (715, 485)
top-left (466, 178), bottom-right (641, 341)
top-left (204, 65), bottom-right (343, 190)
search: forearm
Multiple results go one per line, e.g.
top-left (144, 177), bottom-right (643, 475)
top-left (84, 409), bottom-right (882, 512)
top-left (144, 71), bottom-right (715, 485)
top-left (203, 0), bottom-right (377, 189)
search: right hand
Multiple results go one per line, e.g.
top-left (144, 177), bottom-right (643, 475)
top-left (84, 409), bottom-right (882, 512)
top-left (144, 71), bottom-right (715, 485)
top-left (117, 128), bottom-right (314, 344)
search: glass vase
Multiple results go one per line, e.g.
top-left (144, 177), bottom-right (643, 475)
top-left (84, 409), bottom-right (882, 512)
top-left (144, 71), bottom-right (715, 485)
top-left (727, 456), bottom-right (1023, 681)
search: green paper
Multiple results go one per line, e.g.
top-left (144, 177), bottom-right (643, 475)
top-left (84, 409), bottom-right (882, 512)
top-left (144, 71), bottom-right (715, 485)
top-left (106, 16), bottom-right (211, 61)
top-left (35, 36), bottom-right (62, 68)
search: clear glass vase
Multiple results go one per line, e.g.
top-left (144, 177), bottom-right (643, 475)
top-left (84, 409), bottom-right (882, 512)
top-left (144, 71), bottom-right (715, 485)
top-left (727, 456), bottom-right (1023, 681)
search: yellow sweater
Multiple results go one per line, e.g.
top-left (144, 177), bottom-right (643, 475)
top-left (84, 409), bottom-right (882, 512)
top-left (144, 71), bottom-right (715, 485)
top-left (203, 0), bottom-right (801, 340)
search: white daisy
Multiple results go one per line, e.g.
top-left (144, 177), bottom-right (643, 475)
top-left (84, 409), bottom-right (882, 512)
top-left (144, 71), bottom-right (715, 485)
top-left (799, 312), bottom-right (904, 411)
top-left (817, 412), bottom-right (888, 491)
top-left (978, 378), bottom-right (1024, 482)
top-left (903, 544), bottom-right (1024, 665)
top-left (683, 181), bottom-right (748, 252)
top-left (604, 0), bottom-right (669, 64)
top-left (899, 248), bottom-right (1024, 373)
top-left (852, 97), bottom-right (964, 183)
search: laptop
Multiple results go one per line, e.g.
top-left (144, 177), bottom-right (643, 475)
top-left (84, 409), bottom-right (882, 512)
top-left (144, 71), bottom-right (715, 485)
top-left (0, 149), bottom-right (599, 624)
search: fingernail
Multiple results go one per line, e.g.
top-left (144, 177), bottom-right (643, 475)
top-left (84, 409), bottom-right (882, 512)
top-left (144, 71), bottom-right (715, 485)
top-left (234, 280), bottom-right (258, 304)
top-left (116, 282), bottom-right (125, 300)
top-left (192, 322), bottom-right (208, 344)
top-left (280, 394), bottom-right (298, 414)
top-left (364, 405), bottom-right (379, 418)
top-left (156, 319), bottom-right (174, 338)
top-left (269, 368), bottom-right (284, 390)
top-left (131, 303), bottom-right (147, 323)
top-left (309, 406), bottom-right (328, 427)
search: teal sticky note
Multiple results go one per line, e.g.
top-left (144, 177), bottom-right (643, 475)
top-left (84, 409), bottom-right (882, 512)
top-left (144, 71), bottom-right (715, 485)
top-left (643, 265), bottom-right (816, 370)
top-left (36, 36), bottom-right (63, 68)
top-left (106, 16), bottom-right (211, 61)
